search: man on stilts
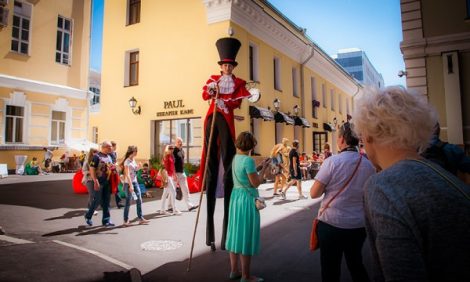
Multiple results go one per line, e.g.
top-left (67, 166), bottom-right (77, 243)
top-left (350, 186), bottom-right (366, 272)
top-left (199, 37), bottom-right (251, 251)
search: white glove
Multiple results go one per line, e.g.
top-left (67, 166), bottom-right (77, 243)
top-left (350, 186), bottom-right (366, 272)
top-left (207, 82), bottom-right (217, 95)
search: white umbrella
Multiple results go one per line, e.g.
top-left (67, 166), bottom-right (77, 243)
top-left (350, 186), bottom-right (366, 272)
top-left (68, 140), bottom-right (99, 152)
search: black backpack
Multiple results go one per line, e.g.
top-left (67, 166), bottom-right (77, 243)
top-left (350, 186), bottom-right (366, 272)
top-left (421, 141), bottom-right (457, 175)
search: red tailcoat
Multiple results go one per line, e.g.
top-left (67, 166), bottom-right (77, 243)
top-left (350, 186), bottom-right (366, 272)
top-left (197, 74), bottom-right (251, 189)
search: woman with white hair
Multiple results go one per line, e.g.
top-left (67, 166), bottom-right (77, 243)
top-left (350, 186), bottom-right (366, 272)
top-left (352, 86), bottom-right (470, 281)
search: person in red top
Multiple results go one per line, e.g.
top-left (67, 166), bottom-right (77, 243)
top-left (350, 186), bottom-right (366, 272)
top-left (199, 37), bottom-right (251, 252)
top-left (159, 145), bottom-right (181, 215)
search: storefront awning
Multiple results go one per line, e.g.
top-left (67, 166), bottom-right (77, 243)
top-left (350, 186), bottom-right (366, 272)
top-left (323, 122), bottom-right (335, 132)
top-left (274, 111), bottom-right (295, 125)
top-left (294, 116), bottom-right (311, 128)
top-left (249, 106), bottom-right (274, 121)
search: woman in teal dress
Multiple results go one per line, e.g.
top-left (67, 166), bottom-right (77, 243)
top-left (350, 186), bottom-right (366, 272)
top-left (226, 131), bottom-right (270, 282)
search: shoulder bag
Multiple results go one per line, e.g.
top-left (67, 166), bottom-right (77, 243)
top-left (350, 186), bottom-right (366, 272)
top-left (233, 158), bottom-right (266, 210)
top-left (310, 154), bottom-right (363, 251)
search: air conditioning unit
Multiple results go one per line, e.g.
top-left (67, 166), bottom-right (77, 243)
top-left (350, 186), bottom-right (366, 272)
top-left (0, 0), bottom-right (9, 7)
top-left (0, 7), bottom-right (8, 27)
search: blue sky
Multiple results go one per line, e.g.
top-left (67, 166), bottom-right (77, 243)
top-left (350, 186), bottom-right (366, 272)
top-left (89, 0), bottom-right (103, 72)
top-left (90, 0), bottom-right (405, 86)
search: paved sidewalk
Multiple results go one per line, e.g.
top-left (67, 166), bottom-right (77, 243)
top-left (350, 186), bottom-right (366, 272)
top-left (0, 176), bottom-right (372, 282)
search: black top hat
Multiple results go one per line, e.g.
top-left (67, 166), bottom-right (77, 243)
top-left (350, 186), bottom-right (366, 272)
top-left (216, 37), bottom-right (241, 67)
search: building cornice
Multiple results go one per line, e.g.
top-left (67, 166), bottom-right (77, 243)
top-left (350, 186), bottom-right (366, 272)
top-left (0, 74), bottom-right (88, 100)
top-left (401, 31), bottom-right (470, 59)
top-left (203, 0), bottom-right (360, 96)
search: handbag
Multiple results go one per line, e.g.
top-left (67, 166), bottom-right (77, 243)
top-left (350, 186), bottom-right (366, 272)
top-left (233, 161), bottom-right (266, 210)
top-left (175, 186), bottom-right (183, 201)
top-left (255, 196), bottom-right (266, 210)
top-left (310, 154), bottom-right (363, 251)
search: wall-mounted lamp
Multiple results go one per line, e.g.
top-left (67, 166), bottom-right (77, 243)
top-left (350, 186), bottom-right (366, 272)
top-left (397, 70), bottom-right (408, 78)
top-left (273, 98), bottom-right (280, 111)
top-left (333, 117), bottom-right (338, 126)
top-left (128, 96), bottom-right (141, 115)
top-left (293, 105), bottom-right (299, 116)
top-left (228, 27), bottom-right (234, 36)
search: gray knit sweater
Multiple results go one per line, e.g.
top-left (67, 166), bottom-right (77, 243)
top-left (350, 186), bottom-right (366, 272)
top-left (364, 159), bottom-right (470, 282)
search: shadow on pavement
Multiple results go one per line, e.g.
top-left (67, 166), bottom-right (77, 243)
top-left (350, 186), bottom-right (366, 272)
top-left (44, 209), bottom-right (87, 221)
top-left (143, 201), bottom-right (321, 282)
top-left (42, 213), bottom-right (175, 237)
top-left (142, 200), bottom-right (372, 282)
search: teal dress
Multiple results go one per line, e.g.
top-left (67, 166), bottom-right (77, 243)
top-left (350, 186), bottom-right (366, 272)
top-left (225, 154), bottom-right (260, 256)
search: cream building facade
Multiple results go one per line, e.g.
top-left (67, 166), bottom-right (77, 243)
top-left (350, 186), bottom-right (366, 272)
top-left (92, 0), bottom-right (361, 163)
top-left (400, 0), bottom-right (470, 149)
top-left (0, 0), bottom-right (92, 169)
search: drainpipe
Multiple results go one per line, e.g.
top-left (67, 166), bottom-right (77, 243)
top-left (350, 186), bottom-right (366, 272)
top-left (300, 43), bottom-right (315, 152)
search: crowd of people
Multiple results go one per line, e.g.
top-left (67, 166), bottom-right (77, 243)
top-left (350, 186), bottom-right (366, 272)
top-left (217, 86), bottom-right (470, 282)
top-left (81, 137), bottom-right (199, 228)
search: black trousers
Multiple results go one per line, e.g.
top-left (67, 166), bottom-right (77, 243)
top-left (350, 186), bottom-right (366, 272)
top-left (204, 113), bottom-right (236, 249)
top-left (317, 220), bottom-right (370, 282)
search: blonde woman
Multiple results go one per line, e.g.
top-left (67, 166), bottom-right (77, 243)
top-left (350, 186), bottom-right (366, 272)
top-left (121, 146), bottom-right (149, 226)
top-left (352, 86), bottom-right (470, 281)
top-left (159, 145), bottom-right (181, 215)
top-left (270, 143), bottom-right (286, 196)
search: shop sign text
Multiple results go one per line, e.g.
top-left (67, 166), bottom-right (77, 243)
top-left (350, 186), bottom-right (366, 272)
top-left (156, 99), bottom-right (194, 117)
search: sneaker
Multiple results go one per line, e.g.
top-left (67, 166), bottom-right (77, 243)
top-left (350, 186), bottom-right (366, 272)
top-left (93, 211), bottom-right (98, 216)
top-left (103, 222), bottom-right (115, 227)
top-left (273, 193), bottom-right (280, 197)
top-left (166, 208), bottom-right (173, 213)
top-left (298, 195), bottom-right (307, 200)
top-left (85, 218), bottom-right (93, 226)
top-left (122, 220), bottom-right (131, 227)
top-left (188, 205), bottom-right (199, 212)
top-left (280, 191), bottom-right (286, 200)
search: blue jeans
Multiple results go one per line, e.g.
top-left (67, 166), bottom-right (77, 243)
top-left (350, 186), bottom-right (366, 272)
top-left (85, 180), bottom-right (95, 209)
top-left (123, 181), bottom-right (143, 221)
top-left (85, 182), bottom-right (112, 224)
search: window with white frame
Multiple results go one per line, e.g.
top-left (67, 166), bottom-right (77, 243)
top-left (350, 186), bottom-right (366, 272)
top-left (56, 16), bottom-right (73, 65)
top-left (124, 50), bottom-right (139, 86)
top-left (176, 119), bottom-right (193, 144)
top-left (330, 89), bottom-right (335, 111)
top-left (11, 1), bottom-right (32, 55)
top-left (51, 111), bottom-right (66, 145)
top-left (311, 77), bottom-right (317, 118)
top-left (249, 43), bottom-right (259, 82)
top-left (89, 86), bottom-right (100, 105)
top-left (274, 57), bottom-right (281, 91)
top-left (127, 0), bottom-right (140, 25)
top-left (322, 84), bottom-right (327, 109)
top-left (5, 105), bottom-right (24, 143)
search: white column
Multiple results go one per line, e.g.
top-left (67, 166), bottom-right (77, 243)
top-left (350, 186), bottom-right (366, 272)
top-left (442, 51), bottom-right (464, 144)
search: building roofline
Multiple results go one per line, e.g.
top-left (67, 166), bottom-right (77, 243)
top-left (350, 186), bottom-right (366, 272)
top-left (0, 74), bottom-right (88, 100)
